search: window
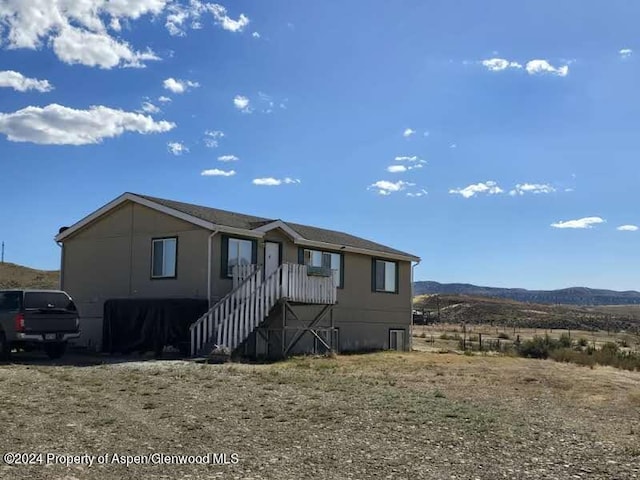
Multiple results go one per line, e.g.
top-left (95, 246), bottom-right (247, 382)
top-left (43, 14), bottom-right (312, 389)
top-left (373, 259), bottom-right (398, 293)
top-left (151, 237), bottom-right (177, 278)
top-left (0, 292), bottom-right (21, 312)
top-left (301, 248), bottom-right (343, 288)
top-left (225, 237), bottom-right (254, 277)
top-left (24, 292), bottom-right (76, 311)
top-left (389, 329), bottom-right (405, 351)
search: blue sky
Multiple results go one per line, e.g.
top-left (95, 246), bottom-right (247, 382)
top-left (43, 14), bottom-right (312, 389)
top-left (0, 0), bottom-right (639, 290)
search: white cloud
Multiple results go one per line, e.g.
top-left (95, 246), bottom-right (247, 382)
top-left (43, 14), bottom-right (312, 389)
top-left (165, 1), bottom-right (249, 36)
top-left (252, 32), bottom-right (261, 38)
top-left (217, 154), bottom-right (238, 162)
top-left (201, 168), bottom-right (236, 177)
top-left (0, 70), bottom-right (53, 92)
top-left (550, 217), bottom-right (605, 229)
top-left (368, 180), bottom-right (414, 196)
top-left (525, 60), bottom-right (569, 77)
top-left (617, 224), bottom-right (638, 232)
top-left (209, 4), bottom-right (249, 32)
top-left (139, 101), bottom-right (160, 114)
top-left (163, 78), bottom-right (199, 94)
top-left (0, 104), bottom-right (174, 145)
top-left (167, 141), bottom-right (188, 155)
top-left (481, 58), bottom-right (522, 71)
top-left (479, 57), bottom-right (569, 77)
top-left (387, 164), bottom-right (423, 173)
top-left (509, 183), bottom-right (556, 196)
top-left (204, 129), bottom-right (224, 148)
top-left (0, 0), bottom-right (166, 68)
top-left (620, 48), bottom-right (633, 59)
top-left (403, 128), bottom-right (416, 138)
top-left (158, 96), bottom-right (172, 103)
top-left (252, 177), bottom-right (300, 186)
top-left (449, 181), bottom-right (503, 199)
top-left (394, 155), bottom-right (425, 163)
top-left (165, 0), bottom-right (207, 36)
top-left (52, 26), bottom-right (160, 69)
top-left (450, 143), bottom-right (457, 149)
top-left (407, 189), bottom-right (428, 198)
top-left (233, 95), bottom-right (251, 113)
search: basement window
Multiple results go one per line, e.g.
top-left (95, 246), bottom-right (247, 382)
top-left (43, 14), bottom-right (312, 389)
top-left (151, 237), bottom-right (177, 279)
top-left (389, 329), bottom-right (405, 351)
top-left (373, 259), bottom-right (398, 293)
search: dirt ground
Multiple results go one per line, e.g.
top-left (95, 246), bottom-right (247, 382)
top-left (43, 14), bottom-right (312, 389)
top-left (0, 351), bottom-right (639, 480)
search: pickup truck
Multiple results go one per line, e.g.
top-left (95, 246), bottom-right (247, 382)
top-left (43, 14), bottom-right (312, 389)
top-left (0, 290), bottom-right (80, 360)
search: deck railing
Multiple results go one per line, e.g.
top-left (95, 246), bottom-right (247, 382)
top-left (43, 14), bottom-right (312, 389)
top-left (190, 263), bottom-right (336, 356)
top-left (232, 264), bottom-right (258, 289)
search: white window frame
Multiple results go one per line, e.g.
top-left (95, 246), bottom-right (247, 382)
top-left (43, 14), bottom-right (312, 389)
top-left (226, 237), bottom-right (254, 277)
top-left (151, 237), bottom-right (177, 279)
top-left (374, 259), bottom-right (397, 293)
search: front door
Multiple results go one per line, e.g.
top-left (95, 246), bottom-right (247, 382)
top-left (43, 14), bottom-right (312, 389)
top-left (264, 242), bottom-right (280, 278)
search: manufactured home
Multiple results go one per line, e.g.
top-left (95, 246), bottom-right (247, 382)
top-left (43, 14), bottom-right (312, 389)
top-left (55, 193), bottom-right (420, 358)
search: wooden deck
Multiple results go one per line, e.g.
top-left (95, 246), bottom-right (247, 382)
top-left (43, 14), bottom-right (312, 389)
top-left (190, 263), bottom-right (337, 356)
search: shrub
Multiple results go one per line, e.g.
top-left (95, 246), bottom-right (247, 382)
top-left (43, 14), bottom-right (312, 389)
top-left (497, 332), bottom-right (510, 340)
top-left (547, 344), bottom-right (640, 372)
top-left (577, 338), bottom-right (589, 347)
top-left (517, 335), bottom-right (558, 359)
top-left (601, 342), bottom-right (620, 355)
top-left (440, 333), bottom-right (461, 341)
top-left (558, 333), bottom-right (572, 348)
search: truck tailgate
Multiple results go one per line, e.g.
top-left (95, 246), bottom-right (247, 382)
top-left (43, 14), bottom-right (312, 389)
top-left (23, 310), bottom-right (78, 333)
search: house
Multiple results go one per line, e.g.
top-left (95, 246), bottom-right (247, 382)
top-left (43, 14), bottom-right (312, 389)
top-left (54, 193), bottom-right (421, 358)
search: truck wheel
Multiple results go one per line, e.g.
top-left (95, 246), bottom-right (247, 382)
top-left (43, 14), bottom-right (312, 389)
top-left (0, 332), bottom-right (10, 361)
top-left (44, 342), bottom-right (67, 360)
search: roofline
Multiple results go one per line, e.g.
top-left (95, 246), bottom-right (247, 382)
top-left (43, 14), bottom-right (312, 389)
top-left (252, 220), bottom-right (303, 240)
top-left (293, 238), bottom-right (420, 262)
top-left (54, 193), bottom-right (420, 261)
top-left (54, 193), bottom-right (261, 242)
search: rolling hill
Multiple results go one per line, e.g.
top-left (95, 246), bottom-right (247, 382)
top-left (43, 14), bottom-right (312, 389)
top-left (413, 293), bottom-right (640, 331)
top-left (413, 281), bottom-right (640, 306)
top-left (0, 262), bottom-right (59, 289)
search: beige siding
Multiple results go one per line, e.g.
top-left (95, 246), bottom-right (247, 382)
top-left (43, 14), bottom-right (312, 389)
top-left (237, 228), bottom-right (412, 354)
top-left (62, 209), bottom-right (412, 353)
top-left (62, 202), bottom-right (209, 348)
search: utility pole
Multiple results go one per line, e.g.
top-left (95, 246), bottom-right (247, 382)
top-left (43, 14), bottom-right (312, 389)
top-left (1, 241), bottom-right (4, 264)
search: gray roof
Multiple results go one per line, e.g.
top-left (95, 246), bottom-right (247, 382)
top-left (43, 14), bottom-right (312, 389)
top-left (136, 193), bottom-right (417, 259)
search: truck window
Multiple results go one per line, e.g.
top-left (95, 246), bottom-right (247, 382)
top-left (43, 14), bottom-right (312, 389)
top-left (24, 292), bottom-right (76, 311)
top-left (0, 292), bottom-right (21, 312)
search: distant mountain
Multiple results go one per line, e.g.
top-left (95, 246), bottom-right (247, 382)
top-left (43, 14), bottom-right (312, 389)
top-left (0, 262), bottom-right (59, 290)
top-left (413, 281), bottom-right (640, 306)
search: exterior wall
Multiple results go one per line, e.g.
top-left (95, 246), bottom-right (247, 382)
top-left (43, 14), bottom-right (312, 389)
top-left (62, 202), bottom-right (209, 349)
top-left (62, 204), bottom-right (412, 354)
top-left (234, 228), bottom-right (412, 356)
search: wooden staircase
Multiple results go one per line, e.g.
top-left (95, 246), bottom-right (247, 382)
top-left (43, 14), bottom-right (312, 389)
top-left (190, 263), bottom-right (337, 357)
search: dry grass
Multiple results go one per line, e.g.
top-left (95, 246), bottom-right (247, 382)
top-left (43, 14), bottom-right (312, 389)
top-left (413, 323), bottom-right (640, 354)
top-left (0, 351), bottom-right (639, 479)
top-left (0, 262), bottom-right (59, 289)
